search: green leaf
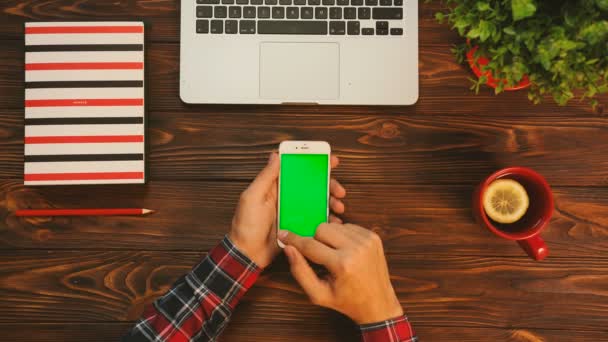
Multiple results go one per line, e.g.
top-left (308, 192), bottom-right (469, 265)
top-left (503, 26), bottom-right (516, 35)
top-left (477, 2), bottom-right (491, 11)
top-left (579, 21), bottom-right (608, 44)
top-left (453, 17), bottom-right (471, 35)
top-left (512, 0), bottom-right (536, 21)
top-left (536, 41), bottom-right (559, 70)
top-left (478, 20), bottom-right (495, 42)
top-left (435, 12), bottom-right (445, 23)
top-left (467, 27), bottom-right (481, 39)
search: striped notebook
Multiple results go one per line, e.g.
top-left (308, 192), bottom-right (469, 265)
top-left (24, 22), bottom-right (145, 185)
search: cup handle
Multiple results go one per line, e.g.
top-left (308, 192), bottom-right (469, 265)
top-left (517, 235), bottom-right (548, 261)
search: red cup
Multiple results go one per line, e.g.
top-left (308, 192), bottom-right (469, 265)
top-left (473, 167), bottom-right (553, 261)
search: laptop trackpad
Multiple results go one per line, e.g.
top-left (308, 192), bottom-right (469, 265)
top-left (259, 42), bottom-right (339, 101)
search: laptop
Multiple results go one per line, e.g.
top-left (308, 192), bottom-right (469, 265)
top-left (179, 0), bottom-right (418, 105)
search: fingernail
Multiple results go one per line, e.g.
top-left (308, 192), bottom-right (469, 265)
top-left (278, 229), bottom-right (289, 241)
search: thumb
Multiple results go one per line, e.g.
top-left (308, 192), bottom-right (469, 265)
top-left (284, 245), bottom-right (333, 308)
top-left (247, 153), bottom-right (280, 198)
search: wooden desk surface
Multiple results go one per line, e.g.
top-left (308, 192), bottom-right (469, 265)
top-left (1, 1), bottom-right (607, 341)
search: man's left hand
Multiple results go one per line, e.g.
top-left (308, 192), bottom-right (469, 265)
top-left (229, 152), bottom-right (346, 268)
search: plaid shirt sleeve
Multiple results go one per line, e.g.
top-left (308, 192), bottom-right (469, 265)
top-left (360, 315), bottom-right (417, 342)
top-left (122, 235), bottom-right (261, 342)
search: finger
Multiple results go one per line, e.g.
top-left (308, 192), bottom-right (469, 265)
top-left (330, 179), bottom-right (346, 198)
top-left (342, 223), bottom-right (373, 242)
top-left (329, 214), bottom-right (343, 224)
top-left (284, 246), bottom-right (333, 308)
top-left (330, 155), bottom-right (339, 169)
top-left (246, 152), bottom-right (280, 198)
top-left (279, 230), bottom-right (338, 271)
top-left (267, 179), bottom-right (278, 203)
top-left (330, 196), bottom-right (345, 214)
top-left (314, 223), bottom-right (350, 248)
top-left (315, 222), bottom-right (363, 244)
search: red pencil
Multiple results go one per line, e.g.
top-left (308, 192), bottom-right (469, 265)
top-left (15, 208), bottom-right (155, 217)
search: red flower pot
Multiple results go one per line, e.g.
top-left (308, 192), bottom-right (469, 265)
top-left (466, 45), bottom-right (531, 91)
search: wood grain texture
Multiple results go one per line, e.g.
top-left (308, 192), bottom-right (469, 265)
top-left (2, 108), bottom-right (608, 184)
top-left (2, 0), bottom-right (608, 339)
top-left (1, 180), bottom-right (608, 257)
top-left (3, 324), bottom-right (607, 342)
top-left (1, 250), bottom-right (607, 332)
top-left (2, 40), bottom-right (605, 115)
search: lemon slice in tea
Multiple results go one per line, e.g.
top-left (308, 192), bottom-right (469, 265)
top-left (483, 179), bottom-right (529, 224)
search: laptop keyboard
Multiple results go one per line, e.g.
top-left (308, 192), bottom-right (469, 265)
top-left (195, 0), bottom-right (405, 35)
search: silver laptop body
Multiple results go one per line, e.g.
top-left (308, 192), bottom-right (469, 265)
top-left (180, 0), bottom-right (418, 105)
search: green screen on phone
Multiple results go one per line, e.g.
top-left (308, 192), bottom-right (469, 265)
top-left (279, 154), bottom-right (329, 237)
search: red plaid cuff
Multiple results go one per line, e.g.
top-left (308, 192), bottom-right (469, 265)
top-left (124, 236), bottom-right (261, 342)
top-left (360, 315), bottom-right (417, 342)
top-left (190, 235), bottom-right (262, 308)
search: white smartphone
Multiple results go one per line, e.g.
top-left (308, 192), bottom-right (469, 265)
top-left (277, 141), bottom-right (331, 248)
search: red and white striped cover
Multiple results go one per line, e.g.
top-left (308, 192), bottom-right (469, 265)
top-left (24, 22), bottom-right (145, 185)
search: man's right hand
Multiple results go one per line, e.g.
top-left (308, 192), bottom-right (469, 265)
top-left (278, 223), bottom-right (404, 324)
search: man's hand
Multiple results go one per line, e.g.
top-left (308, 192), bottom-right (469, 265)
top-left (229, 152), bottom-right (347, 268)
top-left (278, 223), bottom-right (403, 324)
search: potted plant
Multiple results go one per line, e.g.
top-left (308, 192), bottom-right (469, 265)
top-left (434, 0), bottom-right (608, 109)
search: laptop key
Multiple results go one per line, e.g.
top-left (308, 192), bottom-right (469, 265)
top-left (294, 0), bottom-right (306, 4)
top-left (244, 6), bottom-right (257, 17)
top-left (229, 6), bottom-right (242, 17)
top-left (214, 6), bottom-right (227, 18)
top-left (225, 20), bottom-right (238, 33)
top-left (211, 20), bottom-right (223, 33)
top-left (358, 7), bottom-right (370, 19)
top-left (330, 7), bottom-right (342, 19)
top-left (237, 0), bottom-right (249, 3)
top-left (344, 7), bottom-right (356, 19)
top-left (376, 21), bottom-right (388, 35)
top-left (258, 20), bottom-right (327, 34)
top-left (196, 20), bottom-right (210, 33)
top-left (380, 0), bottom-right (391, 5)
top-left (251, 0), bottom-right (263, 4)
top-left (394, 0), bottom-right (402, 5)
top-left (197, 6), bottom-right (213, 18)
top-left (351, 0), bottom-right (363, 6)
top-left (347, 20), bottom-right (360, 35)
top-left (376, 21), bottom-right (388, 34)
top-left (390, 27), bottom-right (403, 35)
top-left (322, 0), bottom-right (335, 5)
top-left (372, 7), bottom-right (402, 19)
top-left (265, 0), bottom-right (277, 4)
top-left (258, 6), bottom-right (271, 17)
top-left (301, 7), bottom-right (313, 18)
top-left (337, 0), bottom-right (348, 4)
top-left (222, 0), bottom-right (235, 3)
top-left (287, 7), bottom-right (299, 18)
top-left (280, 0), bottom-right (292, 4)
top-left (272, 6), bottom-right (285, 18)
top-left (362, 27), bottom-right (374, 35)
top-left (198, 0), bottom-right (220, 4)
top-left (308, 0), bottom-right (321, 5)
top-left (315, 7), bottom-right (328, 19)
top-left (365, 0), bottom-right (377, 5)
top-left (330, 21), bottom-right (345, 35)
top-left (240, 20), bottom-right (256, 33)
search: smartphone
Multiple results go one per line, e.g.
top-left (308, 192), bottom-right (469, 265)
top-left (277, 141), bottom-right (331, 247)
